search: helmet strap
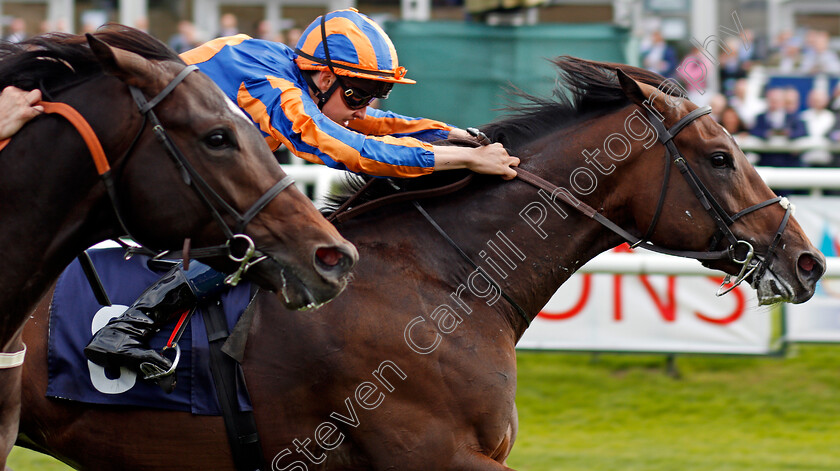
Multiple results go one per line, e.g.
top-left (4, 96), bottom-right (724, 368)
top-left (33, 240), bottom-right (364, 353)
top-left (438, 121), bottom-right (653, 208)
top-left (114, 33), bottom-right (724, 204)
top-left (299, 14), bottom-right (344, 111)
top-left (302, 71), bottom-right (340, 110)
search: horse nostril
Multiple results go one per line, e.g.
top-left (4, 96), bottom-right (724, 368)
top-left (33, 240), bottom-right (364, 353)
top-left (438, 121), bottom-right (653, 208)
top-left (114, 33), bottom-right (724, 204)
top-left (797, 253), bottom-right (824, 284)
top-left (314, 245), bottom-right (356, 278)
top-left (316, 247), bottom-right (342, 267)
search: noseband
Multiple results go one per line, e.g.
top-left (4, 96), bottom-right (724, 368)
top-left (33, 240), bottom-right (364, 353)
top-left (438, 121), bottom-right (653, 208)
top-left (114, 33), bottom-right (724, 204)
top-left (72, 65), bottom-right (294, 284)
top-left (516, 105), bottom-right (792, 295)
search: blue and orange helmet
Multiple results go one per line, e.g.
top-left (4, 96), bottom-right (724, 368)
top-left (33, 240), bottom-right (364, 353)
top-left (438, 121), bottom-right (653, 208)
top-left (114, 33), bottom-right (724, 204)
top-left (294, 9), bottom-right (415, 85)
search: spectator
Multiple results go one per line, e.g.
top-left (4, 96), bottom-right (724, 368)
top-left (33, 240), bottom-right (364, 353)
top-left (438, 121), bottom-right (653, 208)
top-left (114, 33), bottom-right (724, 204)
top-left (256, 19), bottom-right (282, 42)
top-left (720, 106), bottom-right (749, 137)
top-left (284, 27), bottom-right (302, 48)
top-left (719, 106), bottom-right (759, 163)
top-left (800, 89), bottom-right (835, 138)
top-left (4, 17), bottom-right (27, 43)
top-left (641, 31), bottom-right (677, 78)
top-left (729, 78), bottom-right (764, 129)
top-left (168, 20), bottom-right (200, 54)
top-left (677, 45), bottom-right (714, 106)
top-left (800, 89), bottom-right (835, 166)
top-left (133, 17), bottom-right (149, 34)
top-left (784, 87), bottom-right (801, 114)
top-left (217, 13), bottom-right (238, 38)
top-left (799, 30), bottom-right (840, 75)
top-left (771, 29), bottom-right (803, 72)
top-left (719, 36), bottom-right (747, 91)
top-left (829, 81), bottom-right (840, 112)
top-left (708, 93), bottom-right (728, 122)
top-left (750, 88), bottom-right (807, 167)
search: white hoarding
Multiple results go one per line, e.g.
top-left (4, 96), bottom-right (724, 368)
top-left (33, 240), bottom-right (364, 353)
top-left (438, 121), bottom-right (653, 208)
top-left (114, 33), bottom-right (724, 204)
top-left (519, 196), bottom-right (840, 353)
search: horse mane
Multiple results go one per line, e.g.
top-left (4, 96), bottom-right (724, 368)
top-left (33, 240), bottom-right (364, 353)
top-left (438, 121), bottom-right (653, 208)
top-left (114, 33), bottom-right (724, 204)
top-left (482, 55), bottom-right (683, 150)
top-left (322, 56), bottom-right (681, 218)
top-left (0, 24), bottom-right (183, 93)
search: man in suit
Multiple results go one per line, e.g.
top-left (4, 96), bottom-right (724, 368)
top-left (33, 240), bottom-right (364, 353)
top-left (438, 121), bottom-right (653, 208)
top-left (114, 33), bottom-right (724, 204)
top-left (750, 87), bottom-right (807, 167)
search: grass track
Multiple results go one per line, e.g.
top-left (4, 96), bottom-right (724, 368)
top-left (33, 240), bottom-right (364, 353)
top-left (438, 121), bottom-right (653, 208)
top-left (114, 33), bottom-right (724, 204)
top-left (8, 344), bottom-right (840, 470)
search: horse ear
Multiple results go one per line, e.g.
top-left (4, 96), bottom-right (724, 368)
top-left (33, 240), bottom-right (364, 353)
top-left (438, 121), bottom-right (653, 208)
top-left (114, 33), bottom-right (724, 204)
top-left (87, 33), bottom-right (156, 88)
top-left (616, 69), bottom-right (647, 106)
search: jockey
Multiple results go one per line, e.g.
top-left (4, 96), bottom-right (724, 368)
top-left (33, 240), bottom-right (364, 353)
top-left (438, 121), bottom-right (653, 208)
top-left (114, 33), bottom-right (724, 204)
top-left (0, 86), bottom-right (42, 140)
top-left (84, 9), bottom-right (520, 381)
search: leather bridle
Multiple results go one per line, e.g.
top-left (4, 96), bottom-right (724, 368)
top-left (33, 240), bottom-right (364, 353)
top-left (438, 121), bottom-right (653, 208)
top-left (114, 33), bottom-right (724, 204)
top-left (66, 64), bottom-right (295, 284)
top-left (330, 105), bottom-right (794, 328)
top-left (514, 105), bottom-right (793, 296)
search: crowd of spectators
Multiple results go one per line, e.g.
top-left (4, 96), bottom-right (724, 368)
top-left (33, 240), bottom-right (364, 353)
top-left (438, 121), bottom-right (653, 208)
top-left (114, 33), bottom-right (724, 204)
top-left (165, 14), bottom-right (302, 54)
top-left (642, 26), bottom-right (840, 168)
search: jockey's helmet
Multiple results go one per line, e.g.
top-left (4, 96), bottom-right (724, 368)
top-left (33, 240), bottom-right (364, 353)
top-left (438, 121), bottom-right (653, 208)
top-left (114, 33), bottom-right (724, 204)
top-left (294, 9), bottom-right (414, 86)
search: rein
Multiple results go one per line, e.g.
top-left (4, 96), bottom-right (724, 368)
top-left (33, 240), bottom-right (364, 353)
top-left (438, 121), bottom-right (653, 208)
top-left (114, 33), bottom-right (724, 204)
top-left (329, 106), bottom-right (793, 331)
top-left (513, 105), bottom-right (792, 295)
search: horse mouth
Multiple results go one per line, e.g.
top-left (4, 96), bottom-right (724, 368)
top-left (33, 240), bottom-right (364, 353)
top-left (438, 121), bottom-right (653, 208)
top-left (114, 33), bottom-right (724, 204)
top-left (751, 267), bottom-right (796, 305)
top-left (242, 253), bottom-right (347, 310)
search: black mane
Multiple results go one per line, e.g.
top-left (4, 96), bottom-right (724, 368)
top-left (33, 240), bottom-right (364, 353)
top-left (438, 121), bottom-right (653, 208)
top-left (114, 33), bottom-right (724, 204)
top-left (482, 56), bottom-right (682, 151)
top-left (331, 57), bottom-right (681, 218)
top-left (0, 24), bottom-right (183, 93)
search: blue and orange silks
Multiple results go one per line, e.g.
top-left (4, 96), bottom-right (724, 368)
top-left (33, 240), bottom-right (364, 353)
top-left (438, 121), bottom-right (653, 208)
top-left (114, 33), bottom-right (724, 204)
top-left (181, 35), bottom-right (452, 178)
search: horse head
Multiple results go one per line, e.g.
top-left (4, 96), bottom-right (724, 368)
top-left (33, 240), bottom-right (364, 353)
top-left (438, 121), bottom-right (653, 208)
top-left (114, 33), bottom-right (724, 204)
top-left (84, 29), bottom-right (357, 309)
top-left (614, 69), bottom-right (824, 304)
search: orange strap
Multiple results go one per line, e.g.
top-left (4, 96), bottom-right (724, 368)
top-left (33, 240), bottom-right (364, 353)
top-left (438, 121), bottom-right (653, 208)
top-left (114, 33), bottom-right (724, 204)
top-left (0, 101), bottom-right (110, 174)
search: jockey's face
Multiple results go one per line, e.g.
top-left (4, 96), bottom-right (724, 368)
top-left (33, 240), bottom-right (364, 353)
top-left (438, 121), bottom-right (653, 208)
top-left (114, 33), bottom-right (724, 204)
top-left (313, 70), bottom-right (368, 127)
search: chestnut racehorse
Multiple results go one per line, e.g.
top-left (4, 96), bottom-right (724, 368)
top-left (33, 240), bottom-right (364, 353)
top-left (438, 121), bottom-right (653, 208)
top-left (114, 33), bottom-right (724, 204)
top-left (17, 58), bottom-right (823, 469)
top-left (0, 27), bottom-right (355, 468)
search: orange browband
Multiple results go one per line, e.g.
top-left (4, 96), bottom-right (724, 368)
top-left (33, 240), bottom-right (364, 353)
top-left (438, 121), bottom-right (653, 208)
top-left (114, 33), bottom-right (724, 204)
top-left (0, 101), bottom-right (110, 174)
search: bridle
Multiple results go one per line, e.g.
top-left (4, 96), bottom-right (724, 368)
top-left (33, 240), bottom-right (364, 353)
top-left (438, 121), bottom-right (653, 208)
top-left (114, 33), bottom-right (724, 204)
top-left (332, 105), bottom-right (793, 329)
top-left (70, 64), bottom-right (295, 284)
top-left (515, 105), bottom-right (793, 297)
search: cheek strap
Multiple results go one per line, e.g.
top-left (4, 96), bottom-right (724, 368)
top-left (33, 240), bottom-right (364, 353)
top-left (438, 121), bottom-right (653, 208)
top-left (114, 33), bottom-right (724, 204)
top-left (301, 71), bottom-right (341, 111)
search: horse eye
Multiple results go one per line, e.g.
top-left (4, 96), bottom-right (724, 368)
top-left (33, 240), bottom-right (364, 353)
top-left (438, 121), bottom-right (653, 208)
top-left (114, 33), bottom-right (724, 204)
top-left (204, 130), bottom-right (233, 150)
top-left (710, 153), bottom-right (729, 169)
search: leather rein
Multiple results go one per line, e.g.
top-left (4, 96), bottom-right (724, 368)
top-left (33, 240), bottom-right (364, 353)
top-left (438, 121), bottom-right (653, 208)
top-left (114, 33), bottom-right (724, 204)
top-left (3, 65), bottom-right (294, 285)
top-left (329, 105), bottom-right (792, 327)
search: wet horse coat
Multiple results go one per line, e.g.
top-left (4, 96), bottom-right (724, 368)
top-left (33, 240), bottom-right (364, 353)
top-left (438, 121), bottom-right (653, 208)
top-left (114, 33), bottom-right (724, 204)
top-left (18, 57), bottom-right (823, 469)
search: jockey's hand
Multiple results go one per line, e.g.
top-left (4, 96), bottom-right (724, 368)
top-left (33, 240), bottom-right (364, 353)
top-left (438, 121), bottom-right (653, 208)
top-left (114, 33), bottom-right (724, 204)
top-left (433, 142), bottom-right (520, 180)
top-left (0, 86), bottom-right (43, 140)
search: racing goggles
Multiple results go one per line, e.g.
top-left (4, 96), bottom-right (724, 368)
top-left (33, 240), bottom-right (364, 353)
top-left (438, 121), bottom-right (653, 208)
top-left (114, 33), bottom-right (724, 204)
top-left (336, 76), bottom-right (393, 110)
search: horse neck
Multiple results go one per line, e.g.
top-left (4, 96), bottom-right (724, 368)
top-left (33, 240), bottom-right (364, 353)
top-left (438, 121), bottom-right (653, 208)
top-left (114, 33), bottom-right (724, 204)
top-left (390, 107), bottom-right (648, 339)
top-left (0, 80), bottom-right (134, 340)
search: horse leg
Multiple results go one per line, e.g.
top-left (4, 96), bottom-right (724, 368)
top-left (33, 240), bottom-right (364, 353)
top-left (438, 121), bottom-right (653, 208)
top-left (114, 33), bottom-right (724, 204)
top-left (0, 330), bottom-right (24, 470)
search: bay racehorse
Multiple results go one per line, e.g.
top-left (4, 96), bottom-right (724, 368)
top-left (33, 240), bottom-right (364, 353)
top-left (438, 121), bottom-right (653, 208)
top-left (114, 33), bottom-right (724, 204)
top-left (0, 26), bottom-right (355, 468)
top-left (17, 57), bottom-right (823, 469)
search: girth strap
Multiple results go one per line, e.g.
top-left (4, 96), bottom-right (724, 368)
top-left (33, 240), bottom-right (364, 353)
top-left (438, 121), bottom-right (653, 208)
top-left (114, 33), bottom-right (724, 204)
top-left (204, 299), bottom-right (266, 471)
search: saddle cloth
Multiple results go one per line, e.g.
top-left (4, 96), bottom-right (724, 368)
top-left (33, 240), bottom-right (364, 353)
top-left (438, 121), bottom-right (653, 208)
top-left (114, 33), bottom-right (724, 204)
top-left (47, 247), bottom-right (253, 415)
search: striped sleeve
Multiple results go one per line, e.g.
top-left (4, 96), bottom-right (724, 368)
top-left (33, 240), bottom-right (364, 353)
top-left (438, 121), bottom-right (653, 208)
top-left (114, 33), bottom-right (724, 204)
top-left (349, 107), bottom-right (453, 143)
top-left (237, 76), bottom-right (435, 177)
